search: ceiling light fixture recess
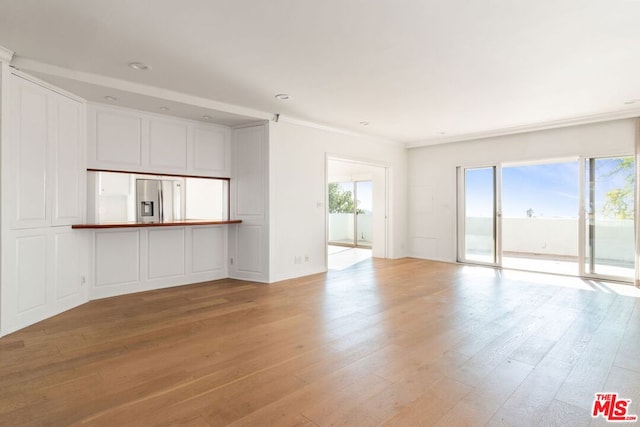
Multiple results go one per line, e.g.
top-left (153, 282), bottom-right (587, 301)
top-left (202, 115), bottom-right (212, 120)
top-left (359, 121), bottom-right (370, 126)
top-left (128, 62), bottom-right (151, 71)
top-left (275, 93), bottom-right (291, 100)
top-left (159, 106), bottom-right (170, 111)
top-left (104, 95), bottom-right (118, 102)
top-left (624, 99), bottom-right (640, 105)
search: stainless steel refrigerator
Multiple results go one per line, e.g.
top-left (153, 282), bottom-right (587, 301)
top-left (136, 178), bottom-right (181, 223)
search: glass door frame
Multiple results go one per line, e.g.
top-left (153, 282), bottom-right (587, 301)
top-left (579, 155), bottom-right (637, 282)
top-left (457, 156), bottom-right (636, 283)
top-left (456, 164), bottom-right (502, 267)
top-left (327, 180), bottom-right (373, 249)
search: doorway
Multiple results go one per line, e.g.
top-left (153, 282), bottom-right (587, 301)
top-left (458, 156), bottom-right (636, 281)
top-left (326, 158), bottom-right (388, 270)
top-left (328, 181), bottom-right (373, 248)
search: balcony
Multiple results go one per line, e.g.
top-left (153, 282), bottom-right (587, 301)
top-left (328, 213), bottom-right (373, 247)
top-left (465, 217), bottom-right (634, 278)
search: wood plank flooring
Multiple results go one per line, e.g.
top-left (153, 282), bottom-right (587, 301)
top-left (0, 258), bottom-right (639, 426)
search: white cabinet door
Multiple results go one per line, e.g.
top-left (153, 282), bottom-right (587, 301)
top-left (89, 105), bottom-right (232, 177)
top-left (52, 95), bottom-right (84, 226)
top-left (11, 76), bottom-right (49, 229)
top-left (11, 75), bottom-right (84, 229)
top-left (149, 119), bottom-right (188, 170)
top-left (233, 125), bottom-right (265, 219)
top-left (94, 110), bottom-right (142, 167)
top-left (192, 126), bottom-right (230, 176)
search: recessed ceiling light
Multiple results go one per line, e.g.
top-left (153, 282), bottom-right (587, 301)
top-left (128, 62), bottom-right (151, 71)
top-left (104, 96), bottom-right (118, 102)
top-left (159, 106), bottom-right (170, 111)
top-left (359, 121), bottom-right (370, 126)
top-left (624, 99), bottom-right (640, 105)
top-left (439, 131), bottom-right (447, 135)
top-left (202, 115), bottom-right (212, 120)
top-left (275, 93), bottom-right (291, 100)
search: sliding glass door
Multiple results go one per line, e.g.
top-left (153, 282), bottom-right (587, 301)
top-left (459, 166), bottom-right (500, 265)
top-left (501, 160), bottom-right (580, 275)
top-left (458, 156), bottom-right (636, 281)
top-left (584, 156), bottom-right (635, 279)
top-left (328, 181), bottom-right (373, 248)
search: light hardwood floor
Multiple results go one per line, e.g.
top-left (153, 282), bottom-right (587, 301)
top-left (0, 258), bottom-right (639, 426)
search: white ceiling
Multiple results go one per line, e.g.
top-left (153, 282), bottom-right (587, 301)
top-left (1, 0), bottom-right (640, 145)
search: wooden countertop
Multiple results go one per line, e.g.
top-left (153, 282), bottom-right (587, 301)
top-left (71, 219), bottom-right (242, 229)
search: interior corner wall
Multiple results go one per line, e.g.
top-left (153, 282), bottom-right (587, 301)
top-left (268, 121), bottom-right (407, 282)
top-left (407, 119), bottom-right (637, 263)
top-left (0, 60), bottom-right (8, 336)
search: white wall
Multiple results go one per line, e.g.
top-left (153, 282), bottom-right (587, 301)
top-left (269, 120), bottom-right (407, 282)
top-left (407, 119), bottom-right (636, 262)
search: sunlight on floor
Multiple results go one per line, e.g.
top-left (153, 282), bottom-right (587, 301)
top-left (461, 264), bottom-right (640, 298)
top-left (327, 245), bottom-right (372, 270)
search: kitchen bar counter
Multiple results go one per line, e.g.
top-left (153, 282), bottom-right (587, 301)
top-left (71, 219), bottom-right (242, 229)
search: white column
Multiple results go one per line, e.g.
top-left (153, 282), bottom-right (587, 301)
top-left (0, 44), bottom-right (15, 337)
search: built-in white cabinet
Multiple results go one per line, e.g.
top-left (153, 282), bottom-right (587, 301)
top-left (88, 104), bottom-right (231, 177)
top-left (229, 123), bottom-right (270, 282)
top-left (149, 119), bottom-right (188, 170)
top-left (1, 71), bottom-right (88, 336)
top-left (9, 73), bottom-right (84, 229)
top-left (91, 226), bottom-right (227, 299)
top-left (53, 95), bottom-right (84, 225)
top-left (93, 109), bottom-right (142, 167)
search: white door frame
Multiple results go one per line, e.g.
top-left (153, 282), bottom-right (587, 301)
top-left (325, 154), bottom-right (390, 270)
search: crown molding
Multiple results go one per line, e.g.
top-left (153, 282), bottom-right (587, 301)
top-left (406, 108), bottom-right (640, 148)
top-left (0, 45), bottom-right (14, 62)
top-left (10, 57), bottom-right (271, 121)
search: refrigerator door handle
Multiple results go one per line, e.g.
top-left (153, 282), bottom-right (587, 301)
top-left (158, 184), bottom-right (164, 222)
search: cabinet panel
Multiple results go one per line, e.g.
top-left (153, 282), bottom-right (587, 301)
top-left (16, 234), bottom-right (48, 312)
top-left (192, 227), bottom-right (224, 273)
top-left (149, 119), bottom-right (188, 169)
top-left (96, 111), bottom-right (142, 166)
top-left (234, 126), bottom-right (265, 217)
top-left (95, 230), bottom-right (139, 286)
top-left (53, 96), bottom-right (83, 225)
top-left (54, 232), bottom-right (80, 300)
top-left (237, 225), bottom-right (262, 273)
top-left (193, 126), bottom-right (228, 174)
top-left (13, 79), bottom-right (48, 228)
top-left (148, 228), bottom-right (185, 278)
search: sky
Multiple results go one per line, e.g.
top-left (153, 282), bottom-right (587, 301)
top-left (465, 158), bottom-right (634, 218)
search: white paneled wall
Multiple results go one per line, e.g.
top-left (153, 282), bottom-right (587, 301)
top-left (147, 228), bottom-right (186, 279)
top-left (148, 119), bottom-right (188, 170)
top-left (191, 226), bottom-right (225, 273)
top-left (88, 104), bottom-right (231, 177)
top-left (229, 123), bottom-right (270, 282)
top-left (1, 71), bottom-right (88, 336)
top-left (94, 230), bottom-right (140, 288)
top-left (90, 226), bottom-right (228, 299)
top-left (93, 109), bottom-right (142, 166)
top-left (193, 126), bottom-right (229, 173)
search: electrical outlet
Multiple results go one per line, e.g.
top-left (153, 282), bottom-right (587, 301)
top-left (80, 276), bottom-right (86, 286)
top-left (294, 256), bottom-right (302, 264)
top-left (230, 257), bottom-right (234, 265)
top-left (304, 255), bottom-right (310, 262)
